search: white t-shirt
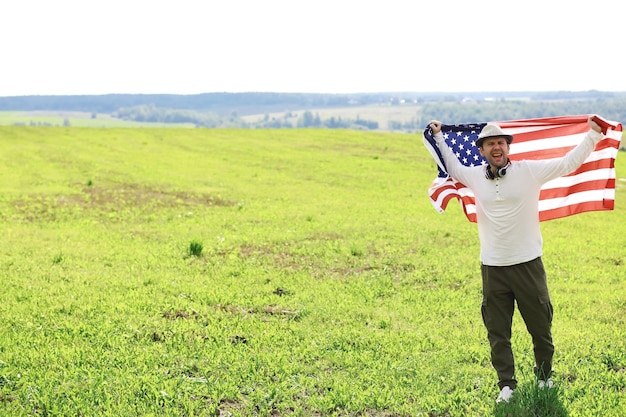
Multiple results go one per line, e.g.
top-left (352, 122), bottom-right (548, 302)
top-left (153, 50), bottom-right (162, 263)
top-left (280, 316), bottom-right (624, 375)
top-left (434, 129), bottom-right (603, 266)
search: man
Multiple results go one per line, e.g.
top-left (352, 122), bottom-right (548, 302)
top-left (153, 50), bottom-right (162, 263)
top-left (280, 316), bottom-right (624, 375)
top-left (428, 117), bottom-right (603, 403)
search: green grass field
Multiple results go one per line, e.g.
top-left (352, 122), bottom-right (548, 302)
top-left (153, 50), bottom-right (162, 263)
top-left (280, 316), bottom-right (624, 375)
top-left (0, 126), bottom-right (624, 416)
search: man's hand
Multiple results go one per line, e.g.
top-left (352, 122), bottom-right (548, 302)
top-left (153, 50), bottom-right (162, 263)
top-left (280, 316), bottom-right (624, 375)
top-left (588, 115), bottom-right (603, 133)
top-left (429, 120), bottom-right (442, 135)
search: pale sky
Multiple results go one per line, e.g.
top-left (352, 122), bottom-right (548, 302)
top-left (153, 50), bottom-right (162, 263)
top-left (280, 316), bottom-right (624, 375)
top-left (2, 0), bottom-right (624, 96)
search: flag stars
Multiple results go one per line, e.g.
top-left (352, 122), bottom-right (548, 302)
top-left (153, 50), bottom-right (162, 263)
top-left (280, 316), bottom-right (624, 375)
top-left (425, 123), bottom-right (488, 168)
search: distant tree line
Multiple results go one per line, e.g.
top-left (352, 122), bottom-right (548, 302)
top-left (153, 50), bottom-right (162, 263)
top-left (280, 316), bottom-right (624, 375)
top-left (113, 105), bottom-right (243, 127)
top-left (112, 106), bottom-right (381, 130)
top-left (296, 111), bottom-right (379, 129)
top-left (0, 92), bottom-right (380, 115)
top-left (2, 91), bottom-right (624, 132)
top-left (418, 97), bottom-right (626, 126)
top-left (109, 99), bottom-right (626, 131)
top-left (12, 118), bottom-right (72, 127)
top-left (2, 90), bottom-right (623, 115)
top-left (248, 111), bottom-right (380, 130)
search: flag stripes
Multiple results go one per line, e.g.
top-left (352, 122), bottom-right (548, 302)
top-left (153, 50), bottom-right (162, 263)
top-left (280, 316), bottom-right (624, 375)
top-left (424, 115), bottom-right (622, 223)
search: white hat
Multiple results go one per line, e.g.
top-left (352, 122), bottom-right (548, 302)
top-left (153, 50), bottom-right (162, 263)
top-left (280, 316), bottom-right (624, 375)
top-left (476, 124), bottom-right (514, 147)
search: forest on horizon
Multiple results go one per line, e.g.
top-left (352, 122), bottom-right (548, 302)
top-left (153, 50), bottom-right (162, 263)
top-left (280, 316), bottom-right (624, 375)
top-left (1, 90), bottom-right (624, 131)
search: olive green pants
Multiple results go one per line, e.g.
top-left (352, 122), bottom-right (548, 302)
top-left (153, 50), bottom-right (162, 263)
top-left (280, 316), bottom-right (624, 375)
top-left (481, 257), bottom-right (554, 390)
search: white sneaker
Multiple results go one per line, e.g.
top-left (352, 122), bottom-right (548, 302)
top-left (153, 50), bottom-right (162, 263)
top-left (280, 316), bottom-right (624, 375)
top-left (496, 386), bottom-right (514, 403)
top-left (538, 379), bottom-right (554, 389)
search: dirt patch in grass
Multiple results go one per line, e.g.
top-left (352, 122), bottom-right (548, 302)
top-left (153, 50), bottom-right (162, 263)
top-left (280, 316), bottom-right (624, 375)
top-left (79, 183), bottom-right (236, 208)
top-left (10, 183), bottom-right (237, 221)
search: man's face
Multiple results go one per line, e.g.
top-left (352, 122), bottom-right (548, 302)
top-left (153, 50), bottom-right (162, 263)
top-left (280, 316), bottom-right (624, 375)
top-left (479, 137), bottom-right (510, 167)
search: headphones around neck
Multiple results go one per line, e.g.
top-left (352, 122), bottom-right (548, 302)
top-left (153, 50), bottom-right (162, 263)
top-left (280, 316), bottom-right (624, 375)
top-left (485, 160), bottom-right (511, 180)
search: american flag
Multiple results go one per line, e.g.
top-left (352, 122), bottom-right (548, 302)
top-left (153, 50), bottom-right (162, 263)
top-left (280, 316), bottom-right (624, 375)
top-left (423, 115), bottom-right (622, 223)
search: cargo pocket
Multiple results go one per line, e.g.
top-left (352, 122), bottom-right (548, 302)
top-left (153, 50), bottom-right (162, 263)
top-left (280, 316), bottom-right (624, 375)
top-left (538, 295), bottom-right (553, 323)
top-left (481, 298), bottom-right (489, 327)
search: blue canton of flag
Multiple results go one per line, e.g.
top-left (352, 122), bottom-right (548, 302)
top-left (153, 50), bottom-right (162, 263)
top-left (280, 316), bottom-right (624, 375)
top-left (423, 123), bottom-right (488, 179)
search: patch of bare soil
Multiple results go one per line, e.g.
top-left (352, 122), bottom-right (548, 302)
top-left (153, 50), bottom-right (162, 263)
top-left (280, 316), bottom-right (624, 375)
top-left (11, 183), bottom-right (236, 221)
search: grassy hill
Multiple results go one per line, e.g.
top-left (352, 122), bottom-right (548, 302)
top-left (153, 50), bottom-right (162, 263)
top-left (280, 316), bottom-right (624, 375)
top-left (0, 126), bottom-right (624, 416)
